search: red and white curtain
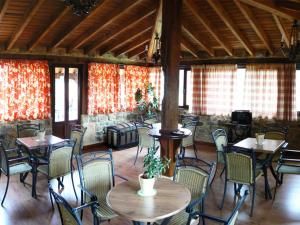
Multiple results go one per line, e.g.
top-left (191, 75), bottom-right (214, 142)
top-left (191, 64), bottom-right (237, 115)
top-left (149, 67), bottom-right (163, 107)
top-left (88, 63), bottom-right (121, 114)
top-left (0, 60), bottom-right (51, 121)
top-left (124, 65), bottom-right (149, 111)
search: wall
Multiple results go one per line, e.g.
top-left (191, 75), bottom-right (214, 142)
top-left (81, 112), bottom-right (138, 146)
top-left (0, 119), bottom-right (52, 148)
top-left (194, 114), bottom-right (300, 149)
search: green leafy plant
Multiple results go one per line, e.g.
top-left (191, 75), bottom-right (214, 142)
top-left (135, 83), bottom-right (159, 117)
top-left (142, 147), bottom-right (170, 179)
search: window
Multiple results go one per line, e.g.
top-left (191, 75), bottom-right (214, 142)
top-left (296, 69), bottom-right (300, 111)
top-left (178, 68), bottom-right (192, 108)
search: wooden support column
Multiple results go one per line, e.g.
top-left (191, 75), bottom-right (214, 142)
top-left (159, 0), bottom-right (182, 176)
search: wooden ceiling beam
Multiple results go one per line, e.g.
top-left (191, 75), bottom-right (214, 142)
top-left (273, 15), bottom-right (290, 47)
top-left (239, 0), bottom-right (300, 21)
top-left (28, 7), bottom-right (70, 51)
top-left (7, 0), bottom-right (46, 50)
top-left (51, 0), bottom-right (106, 48)
top-left (101, 26), bottom-right (153, 55)
top-left (181, 36), bottom-right (199, 58)
top-left (147, 0), bottom-right (162, 61)
top-left (207, 0), bottom-right (254, 56)
top-left (0, 0), bottom-right (11, 23)
top-left (117, 38), bottom-right (150, 56)
top-left (88, 7), bottom-right (156, 53)
top-left (234, 0), bottom-right (274, 55)
top-left (182, 25), bottom-right (214, 57)
top-left (185, 0), bottom-right (233, 56)
top-left (70, 0), bottom-right (143, 50)
top-left (128, 42), bottom-right (150, 58)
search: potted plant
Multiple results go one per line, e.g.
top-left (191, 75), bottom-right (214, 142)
top-left (138, 148), bottom-right (170, 196)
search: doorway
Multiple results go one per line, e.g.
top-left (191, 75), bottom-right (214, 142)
top-left (51, 65), bottom-right (82, 138)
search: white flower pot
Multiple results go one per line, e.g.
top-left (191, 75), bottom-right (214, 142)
top-left (138, 174), bottom-right (156, 197)
top-left (255, 133), bottom-right (265, 145)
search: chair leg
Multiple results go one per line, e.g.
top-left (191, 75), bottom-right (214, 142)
top-left (134, 146), bottom-right (140, 165)
top-left (220, 166), bottom-right (225, 177)
top-left (250, 184), bottom-right (256, 217)
top-left (80, 190), bottom-right (84, 220)
top-left (193, 144), bottom-right (198, 159)
top-left (70, 168), bottom-right (78, 200)
top-left (220, 180), bottom-right (227, 209)
top-left (1, 175), bottom-right (10, 206)
top-left (234, 183), bottom-right (237, 201)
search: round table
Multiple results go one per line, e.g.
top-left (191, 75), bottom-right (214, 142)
top-left (106, 178), bottom-right (191, 224)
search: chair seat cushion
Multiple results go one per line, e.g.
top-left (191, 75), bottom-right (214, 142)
top-left (154, 210), bottom-right (189, 225)
top-left (277, 164), bottom-right (300, 174)
top-left (37, 165), bottom-right (48, 175)
top-left (10, 162), bottom-right (32, 175)
top-left (94, 199), bottom-right (118, 220)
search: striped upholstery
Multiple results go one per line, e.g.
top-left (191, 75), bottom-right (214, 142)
top-left (215, 135), bottom-right (227, 163)
top-left (38, 146), bottom-right (72, 178)
top-left (57, 202), bottom-right (79, 225)
top-left (156, 167), bottom-right (208, 225)
top-left (9, 162), bottom-right (31, 175)
top-left (137, 127), bottom-right (158, 149)
top-left (82, 160), bottom-right (117, 220)
top-left (181, 125), bottom-right (195, 148)
top-left (71, 131), bottom-right (83, 155)
top-left (226, 153), bottom-right (262, 185)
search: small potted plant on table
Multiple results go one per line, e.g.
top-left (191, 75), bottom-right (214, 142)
top-left (138, 148), bottom-right (170, 197)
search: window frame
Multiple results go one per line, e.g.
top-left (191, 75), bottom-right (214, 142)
top-left (179, 67), bottom-right (191, 109)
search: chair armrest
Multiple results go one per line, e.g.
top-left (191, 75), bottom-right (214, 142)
top-left (114, 174), bottom-right (129, 181)
top-left (78, 186), bottom-right (98, 202)
top-left (186, 193), bottom-right (205, 213)
top-left (74, 200), bottom-right (99, 213)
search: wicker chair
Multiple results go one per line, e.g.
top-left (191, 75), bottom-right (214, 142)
top-left (0, 141), bottom-right (33, 206)
top-left (211, 129), bottom-right (230, 181)
top-left (134, 122), bottom-right (159, 165)
top-left (274, 148), bottom-right (300, 199)
top-left (70, 124), bottom-right (87, 157)
top-left (76, 150), bottom-right (128, 225)
top-left (36, 139), bottom-right (77, 208)
top-left (180, 123), bottom-right (197, 159)
top-left (17, 123), bottom-right (41, 138)
top-left (188, 190), bottom-right (249, 225)
top-left (49, 185), bottom-right (98, 225)
top-left (154, 157), bottom-right (214, 225)
top-left (221, 146), bottom-right (265, 216)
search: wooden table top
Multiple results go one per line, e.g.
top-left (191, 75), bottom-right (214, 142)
top-left (148, 123), bottom-right (191, 139)
top-left (234, 137), bottom-right (285, 154)
top-left (16, 135), bottom-right (64, 150)
top-left (107, 178), bottom-right (191, 223)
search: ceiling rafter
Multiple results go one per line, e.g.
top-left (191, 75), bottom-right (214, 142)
top-left (182, 25), bottom-right (214, 57)
top-left (128, 41), bottom-right (150, 58)
top-left (116, 37), bottom-right (150, 56)
top-left (28, 7), bottom-right (70, 51)
top-left (181, 36), bottom-right (199, 58)
top-left (273, 15), bottom-right (290, 47)
top-left (7, 0), bottom-right (46, 50)
top-left (147, 0), bottom-right (162, 61)
top-left (70, 0), bottom-right (144, 51)
top-left (0, 0), bottom-right (11, 23)
top-left (207, 0), bottom-right (254, 56)
top-left (88, 7), bottom-right (156, 53)
top-left (51, 0), bottom-right (106, 48)
top-left (239, 0), bottom-right (300, 21)
top-left (234, 0), bottom-right (274, 55)
top-left (101, 26), bottom-right (153, 55)
top-left (185, 0), bottom-right (233, 56)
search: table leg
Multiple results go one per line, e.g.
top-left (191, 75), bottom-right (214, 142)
top-left (31, 159), bottom-right (37, 198)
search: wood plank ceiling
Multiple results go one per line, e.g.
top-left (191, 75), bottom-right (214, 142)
top-left (0, 0), bottom-right (299, 64)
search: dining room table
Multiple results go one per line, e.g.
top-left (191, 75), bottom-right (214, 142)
top-left (234, 137), bottom-right (286, 199)
top-left (16, 134), bottom-right (64, 198)
top-left (106, 177), bottom-right (191, 225)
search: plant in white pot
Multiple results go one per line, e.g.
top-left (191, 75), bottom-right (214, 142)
top-left (138, 148), bottom-right (170, 197)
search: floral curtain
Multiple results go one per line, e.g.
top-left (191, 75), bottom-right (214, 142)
top-left (88, 63), bottom-right (120, 114)
top-left (124, 65), bottom-right (149, 111)
top-left (244, 64), bottom-right (296, 120)
top-left (191, 64), bottom-right (237, 115)
top-left (149, 67), bottom-right (163, 107)
top-left (0, 60), bottom-right (51, 121)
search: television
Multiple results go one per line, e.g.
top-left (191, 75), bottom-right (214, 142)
top-left (231, 110), bottom-right (252, 125)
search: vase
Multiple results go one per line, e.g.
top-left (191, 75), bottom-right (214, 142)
top-left (138, 174), bottom-right (157, 197)
top-left (255, 133), bottom-right (265, 145)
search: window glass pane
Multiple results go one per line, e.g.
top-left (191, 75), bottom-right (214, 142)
top-left (186, 70), bottom-right (192, 107)
top-left (69, 68), bottom-right (78, 121)
top-left (178, 69), bottom-right (184, 106)
top-left (296, 70), bottom-right (300, 111)
top-left (55, 67), bottom-right (65, 122)
top-left (233, 68), bottom-right (246, 110)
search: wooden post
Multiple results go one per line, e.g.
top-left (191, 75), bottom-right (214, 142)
top-left (159, 0), bottom-right (182, 176)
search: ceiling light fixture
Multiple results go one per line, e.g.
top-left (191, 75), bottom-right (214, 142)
top-left (281, 20), bottom-right (300, 60)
